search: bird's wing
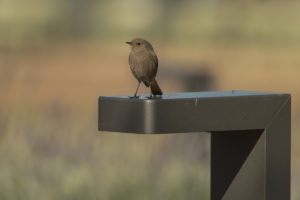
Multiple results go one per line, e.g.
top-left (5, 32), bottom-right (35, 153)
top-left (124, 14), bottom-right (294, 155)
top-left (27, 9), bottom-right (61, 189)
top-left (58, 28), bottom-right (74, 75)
top-left (144, 51), bottom-right (158, 80)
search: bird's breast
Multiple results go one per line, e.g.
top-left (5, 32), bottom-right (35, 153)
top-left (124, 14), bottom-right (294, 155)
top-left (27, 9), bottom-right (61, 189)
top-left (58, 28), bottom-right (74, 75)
top-left (129, 50), bottom-right (158, 82)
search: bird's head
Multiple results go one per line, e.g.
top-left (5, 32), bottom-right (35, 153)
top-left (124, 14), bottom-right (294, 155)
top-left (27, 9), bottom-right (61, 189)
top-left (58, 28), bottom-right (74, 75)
top-left (126, 38), bottom-right (153, 51)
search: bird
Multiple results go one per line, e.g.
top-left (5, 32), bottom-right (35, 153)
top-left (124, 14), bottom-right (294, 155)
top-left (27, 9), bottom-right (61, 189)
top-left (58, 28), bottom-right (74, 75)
top-left (126, 38), bottom-right (163, 98)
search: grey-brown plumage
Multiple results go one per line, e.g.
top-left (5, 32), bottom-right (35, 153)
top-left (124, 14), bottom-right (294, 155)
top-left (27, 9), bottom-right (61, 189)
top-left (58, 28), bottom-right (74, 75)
top-left (126, 38), bottom-right (163, 98)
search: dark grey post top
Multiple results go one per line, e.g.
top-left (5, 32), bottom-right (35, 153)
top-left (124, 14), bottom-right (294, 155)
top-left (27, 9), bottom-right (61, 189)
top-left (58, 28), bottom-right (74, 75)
top-left (98, 91), bottom-right (290, 134)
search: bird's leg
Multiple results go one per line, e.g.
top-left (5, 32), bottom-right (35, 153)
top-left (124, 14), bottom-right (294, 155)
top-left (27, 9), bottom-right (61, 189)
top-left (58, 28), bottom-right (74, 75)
top-left (130, 82), bottom-right (141, 98)
top-left (134, 82), bottom-right (141, 97)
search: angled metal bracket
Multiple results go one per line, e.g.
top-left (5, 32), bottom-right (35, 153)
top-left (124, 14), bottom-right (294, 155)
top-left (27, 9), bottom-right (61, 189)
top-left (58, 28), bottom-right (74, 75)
top-left (98, 91), bottom-right (291, 200)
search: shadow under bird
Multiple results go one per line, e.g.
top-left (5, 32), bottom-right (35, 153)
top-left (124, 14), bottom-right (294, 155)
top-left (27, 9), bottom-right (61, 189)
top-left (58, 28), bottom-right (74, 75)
top-left (126, 38), bottom-right (163, 98)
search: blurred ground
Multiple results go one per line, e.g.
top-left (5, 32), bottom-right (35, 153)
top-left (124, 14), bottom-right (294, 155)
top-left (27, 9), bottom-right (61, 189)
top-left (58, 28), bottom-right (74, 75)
top-left (0, 0), bottom-right (300, 199)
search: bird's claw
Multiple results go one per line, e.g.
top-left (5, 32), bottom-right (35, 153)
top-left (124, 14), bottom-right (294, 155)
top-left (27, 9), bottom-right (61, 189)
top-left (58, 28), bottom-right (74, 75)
top-left (129, 95), bottom-right (139, 99)
top-left (147, 95), bottom-right (162, 99)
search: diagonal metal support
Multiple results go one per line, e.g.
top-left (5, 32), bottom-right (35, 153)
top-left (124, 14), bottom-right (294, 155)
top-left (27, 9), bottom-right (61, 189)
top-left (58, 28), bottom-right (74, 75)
top-left (98, 91), bottom-right (291, 200)
top-left (211, 130), bottom-right (265, 200)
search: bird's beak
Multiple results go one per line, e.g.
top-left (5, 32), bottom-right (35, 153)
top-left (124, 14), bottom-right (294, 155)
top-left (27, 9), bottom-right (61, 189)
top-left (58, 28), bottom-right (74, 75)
top-left (126, 41), bottom-right (132, 45)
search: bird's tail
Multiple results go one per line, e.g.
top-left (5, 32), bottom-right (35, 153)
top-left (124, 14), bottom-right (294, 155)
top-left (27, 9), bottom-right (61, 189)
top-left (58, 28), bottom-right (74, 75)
top-left (150, 79), bottom-right (163, 95)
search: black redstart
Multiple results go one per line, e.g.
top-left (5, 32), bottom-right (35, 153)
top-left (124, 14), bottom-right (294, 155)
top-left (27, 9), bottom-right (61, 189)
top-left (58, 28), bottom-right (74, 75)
top-left (126, 38), bottom-right (163, 98)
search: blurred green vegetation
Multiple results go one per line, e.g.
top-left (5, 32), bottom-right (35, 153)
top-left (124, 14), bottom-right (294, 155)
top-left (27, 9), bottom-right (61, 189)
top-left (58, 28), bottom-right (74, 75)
top-left (0, 107), bottom-right (210, 200)
top-left (0, 0), bottom-right (300, 200)
top-left (1, 0), bottom-right (300, 48)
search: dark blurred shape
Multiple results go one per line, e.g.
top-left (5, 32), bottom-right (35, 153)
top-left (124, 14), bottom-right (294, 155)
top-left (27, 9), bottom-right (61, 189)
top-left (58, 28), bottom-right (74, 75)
top-left (159, 61), bottom-right (216, 92)
top-left (181, 68), bottom-right (215, 92)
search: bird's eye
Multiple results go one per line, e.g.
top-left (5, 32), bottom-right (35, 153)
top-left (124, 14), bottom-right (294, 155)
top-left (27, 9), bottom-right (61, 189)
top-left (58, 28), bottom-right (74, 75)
top-left (137, 42), bottom-right (141, 45)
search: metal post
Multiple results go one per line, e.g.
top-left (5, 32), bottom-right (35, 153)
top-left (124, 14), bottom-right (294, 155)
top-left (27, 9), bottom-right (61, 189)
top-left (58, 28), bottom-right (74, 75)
top-left (98, 91), bottom-right (291, 200)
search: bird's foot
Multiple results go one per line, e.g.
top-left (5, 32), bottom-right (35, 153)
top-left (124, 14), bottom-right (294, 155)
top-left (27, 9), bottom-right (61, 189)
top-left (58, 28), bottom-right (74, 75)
top-left (129, 95), bottom-right (139, 99)
top-left (147, 95), bottom-right (153, 99)
top-left (147, 94), bottom-right (162, 99)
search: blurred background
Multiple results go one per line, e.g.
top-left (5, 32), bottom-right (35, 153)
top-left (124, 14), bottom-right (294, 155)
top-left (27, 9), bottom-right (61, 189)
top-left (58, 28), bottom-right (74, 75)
top-left (0, 0), bottom-right (300, 199)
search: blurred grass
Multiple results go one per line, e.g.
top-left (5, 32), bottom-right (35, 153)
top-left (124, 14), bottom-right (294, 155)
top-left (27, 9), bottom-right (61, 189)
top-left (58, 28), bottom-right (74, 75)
top-left (1, 0), bottom-right (300, 199)
top-left (0, 107), bottom-right (210, 200)
top-left (1, 1), bottom-right (300, 47)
